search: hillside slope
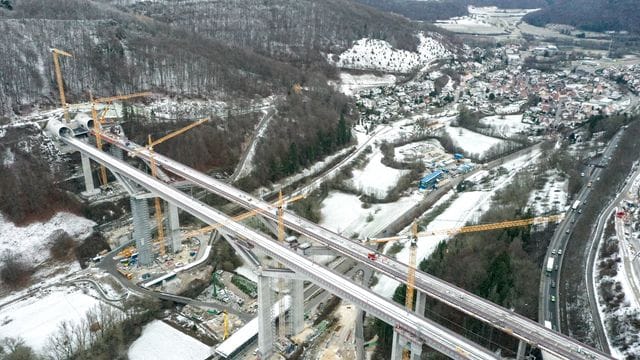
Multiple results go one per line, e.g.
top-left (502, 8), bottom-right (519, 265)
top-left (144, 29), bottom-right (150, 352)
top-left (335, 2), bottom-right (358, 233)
top-left (523, 0), bottom-right (640, 34)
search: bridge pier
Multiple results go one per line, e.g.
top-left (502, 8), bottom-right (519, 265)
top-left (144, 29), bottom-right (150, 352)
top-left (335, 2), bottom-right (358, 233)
top-left (355, 308), bottom-right (365, 360)
top-left (391, 331), bottom-right (404, 360)
top-left (165, 202), bottom-right (181, 253)
top-left (290, 279), bottom-right (305, 335)
top-left (80, 152), bottom-right (99, 195)
top-left (517, 339), bottom-right (527, 360)
top-left (257, 273), bottom-right (275, 359)
top-left (415, 291), bottom-right (427, 317)
top-left (130, 196), bottom-right (153, 266)
top-left (410, 342), bottom-right (423, 360)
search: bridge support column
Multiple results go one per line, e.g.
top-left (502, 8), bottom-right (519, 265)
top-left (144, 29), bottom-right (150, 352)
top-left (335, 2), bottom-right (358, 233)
top-left (165, 202), bottom-right (181, 253)
top-left (516, 339), bottom-right (527, 360)
top-left (80, 152), bottom-right (98, 195)
top-left (410, 342), bottom-right (423, 360)
top-left (257, 273), bottom-right (274, 359)
top-left (355, 267), bottom-right (372, 360)
top-left (391, 331), bottom-right (404, 360)
top-left (415, 291), bottom-right (427, 317)
top-left (290, 279), bottom-right (305, 335)
top-left (355, 308), bottom-right (365, 360)
top-left (131, 196), bottom-right (153, 266)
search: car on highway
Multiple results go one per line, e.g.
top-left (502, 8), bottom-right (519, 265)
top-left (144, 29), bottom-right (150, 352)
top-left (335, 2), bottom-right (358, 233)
top-left (557, 249), bottom-right (563, 255)
top-left (551, 295), bottom-right (556, 302)
top-left (551, 280), bottom-right (556, 288)
top-left (552, 249), bottom-right (557, 255)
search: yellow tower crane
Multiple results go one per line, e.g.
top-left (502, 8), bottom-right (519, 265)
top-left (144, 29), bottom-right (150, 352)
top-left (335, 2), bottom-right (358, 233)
top-left (391, 214), bottom-right (564, 360)
top-left (51, 48), bottom-right (73, 123)
top-left (223, 311), bottom-right (229, 340)
top-left (135, 118), bottom-right (209, 256)
top-left (369, 214), bottom-right (565, 244)
top-left (277, 190), bottom-right (288, 341)
top-left (182, 193), bottom-right (305, 239)
top-left (85, 91), bottom-right (152, 186)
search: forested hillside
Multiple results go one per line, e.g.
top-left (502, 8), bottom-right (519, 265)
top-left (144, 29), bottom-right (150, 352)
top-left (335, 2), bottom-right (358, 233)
top-left (523, 0), bottom-right (640, 34)
top-left (110, 0), bottom-right (439, 62)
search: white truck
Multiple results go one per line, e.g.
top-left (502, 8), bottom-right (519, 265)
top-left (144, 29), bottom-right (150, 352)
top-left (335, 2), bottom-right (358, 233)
top-left (571, 200), bottom-right (581, 211)
top-left (546, 256), bottom-right (555, 273)
top-left (544, 320), bottom-right (552, 329)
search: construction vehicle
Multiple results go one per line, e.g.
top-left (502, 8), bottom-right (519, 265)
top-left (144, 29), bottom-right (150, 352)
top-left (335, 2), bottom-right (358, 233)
top-left (117, 269), bottom-right (134, 280)
top-left (51, 48), bottom-right (73, 123)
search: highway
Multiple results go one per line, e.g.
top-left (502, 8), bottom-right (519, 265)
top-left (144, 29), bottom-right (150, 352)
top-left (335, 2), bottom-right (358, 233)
top-left (102, 133), bottom-right (614, 360)
top-left (539, 130), bottom-right (623, 351)
top-left (63, 134), bottom-right (501, 360)
top-left (584, 159), bottom-right (640, 351)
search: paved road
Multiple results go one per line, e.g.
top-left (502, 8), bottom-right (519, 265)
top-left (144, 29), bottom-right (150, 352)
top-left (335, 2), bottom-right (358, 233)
top-left (539, 130), bottom-right (622, 351)
top-left (583, 160), bottom-right (640, 351)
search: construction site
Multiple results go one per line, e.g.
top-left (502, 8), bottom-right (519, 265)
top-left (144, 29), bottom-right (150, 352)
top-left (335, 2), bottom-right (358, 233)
top-left (0, 41), bottom-right (630, 360)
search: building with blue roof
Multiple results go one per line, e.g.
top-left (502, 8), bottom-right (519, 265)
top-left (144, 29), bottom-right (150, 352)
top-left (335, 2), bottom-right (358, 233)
top-left (419, 170), bottom-right (443, 190)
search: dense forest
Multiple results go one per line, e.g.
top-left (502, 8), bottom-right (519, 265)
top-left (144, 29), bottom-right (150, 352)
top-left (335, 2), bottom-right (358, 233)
top-left (523, 0), bottom-right (640, 34)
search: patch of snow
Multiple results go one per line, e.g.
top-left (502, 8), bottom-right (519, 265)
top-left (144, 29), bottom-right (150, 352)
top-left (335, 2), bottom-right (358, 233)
top-left (333, 73), bottom-right (396, 96)
top-left (350, 152), bottom-right (409, 198)
top-left (0, 287), bottom-right (103, 353)
top-left (2, 147), bottom-right (15, 166)
top-left (328, 33), bottom-right (451, 73)
top-left (394, 139), bottom-right (444, 164)
top-left (319, 191), bottom-right (422, 239)
top-left (527, 171), bottom-right (568, 215)
top-left (444, 126), bottom-right (504, 158)
top-left (128, 320), bottom-right (211, 360)
top-left (479, 114), bottom-right (531, 138)
top-left (0, 213), bottom-right (95, 265)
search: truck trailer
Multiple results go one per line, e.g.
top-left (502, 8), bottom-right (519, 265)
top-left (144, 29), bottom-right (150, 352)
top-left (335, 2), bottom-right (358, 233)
top-left (546, 256), bottom-right (555, 272)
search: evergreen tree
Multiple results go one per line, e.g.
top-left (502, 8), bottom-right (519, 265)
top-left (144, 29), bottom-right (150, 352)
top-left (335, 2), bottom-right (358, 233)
top-left (0, 0), bottom-right (12, 10)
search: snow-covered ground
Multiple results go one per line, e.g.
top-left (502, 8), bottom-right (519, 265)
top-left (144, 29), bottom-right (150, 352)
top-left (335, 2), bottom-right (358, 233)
top-left (128, 320), bottom-right (211, 360)
top-left (0, 212), bottom-right (95, 265)
top-left (232, 109), bottom-right (274, 181)
top-left (328, 33), bottom-right (451, 73)
top-left (394, 139), bottom-right (447, 164)
top-left (526, 171), bottom-right (568, 215)
top-left (350, 152), bottom-right (409, 198)
top-left (319, 191), bottom-right (423, 238)
top-left (0, 287), bottom-right (103, 353)
top-left (333, 73), bottom-right (397, 96)
top-left (479, 114), bottom-right (531, 138)
top-left (435, 6), bottom-right (539, 35)
top-left (444, 126), bottom-right (504, 158)
top-left (373, 148), bottom-right (543, 297)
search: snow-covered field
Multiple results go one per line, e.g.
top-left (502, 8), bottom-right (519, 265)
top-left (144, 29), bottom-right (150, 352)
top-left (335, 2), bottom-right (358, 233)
top-left (0, 287), bottom-right (103, 353)
top-left (334, 73), bottom-right (396, 96)
top-left (479, 114), bottom-right (531, 138)
top-left (444, 126), bottom-right (504, 158)
top-left (394, 139), bottom-right (447, 164)
top-left (350, 152), bottom-right (409, 198)
top-left (128, 320), bottom-right (211, 360)
top-left (527, 171), bottom-right (568, 215)
top-left (328, 33), bottom-right (451, 73)
top-left (0, 212), bottom-right (95, 265)
top-left (319, 191), bottom-right (422, 238)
